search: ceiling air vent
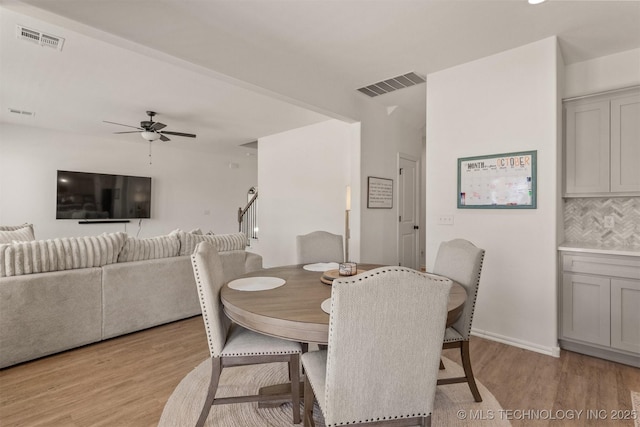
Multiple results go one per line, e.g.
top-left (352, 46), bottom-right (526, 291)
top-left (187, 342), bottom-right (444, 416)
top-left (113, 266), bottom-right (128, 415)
top-left (357, 72), bottom-right (425, 97)
top-left (16, 25), bottom-right (64, 51)
top-left (8, 108), bottom-right (35, 117)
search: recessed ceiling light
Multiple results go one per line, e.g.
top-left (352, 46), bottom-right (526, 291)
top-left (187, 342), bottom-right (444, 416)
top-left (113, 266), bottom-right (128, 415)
top-left (528, 0), bottom-right (546, 4)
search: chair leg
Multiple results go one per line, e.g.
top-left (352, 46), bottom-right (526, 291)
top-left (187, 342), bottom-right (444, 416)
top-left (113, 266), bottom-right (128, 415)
top-left (289, 354), bottom-right (301, 424)
top-left (439, 359), bottom-right (445, 370)
top-left (196, 357), bottom-right (221, 427)
top-left (300, 343), bottom-right (309, 376)
top-left (303, 376), bottom-right (316, 427)
top-left (425, 414), bottom-right (431, 427)
top-left (460, 340), bottom-right (482, 402)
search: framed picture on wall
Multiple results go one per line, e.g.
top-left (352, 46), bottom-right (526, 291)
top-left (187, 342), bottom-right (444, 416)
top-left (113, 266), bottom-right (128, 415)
top-left (367, 176), bottom-right (393, 209)
top-left (457, 150), bottom-right (537, 209)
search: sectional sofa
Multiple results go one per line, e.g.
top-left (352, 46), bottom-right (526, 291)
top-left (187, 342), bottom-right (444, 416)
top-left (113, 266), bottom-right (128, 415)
top-left (0, 225), bottom-right (262, 369)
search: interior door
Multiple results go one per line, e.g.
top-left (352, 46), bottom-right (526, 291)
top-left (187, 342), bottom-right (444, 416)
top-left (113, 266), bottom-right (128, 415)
top-left (398, 155), bottom-right (419, 269)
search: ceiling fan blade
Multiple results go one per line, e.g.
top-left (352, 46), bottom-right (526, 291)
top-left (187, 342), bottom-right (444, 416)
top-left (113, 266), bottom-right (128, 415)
top-left (159, 134), bottom-right (171, 142)
top-left (103, 120), bottom-right (142, 130)
top-left (160, 131), bottom-right (196, 138)
top-left (113, 131), bottom-right (141, 134)
top-left (150, 122), bottom-right (166, 131)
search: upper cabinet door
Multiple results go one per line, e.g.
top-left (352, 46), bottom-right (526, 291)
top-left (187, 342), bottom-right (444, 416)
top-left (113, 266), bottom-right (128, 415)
top-left (611, 94), bottom-right (640, 193)
top-left (565, 100), bottom-right (610, 194)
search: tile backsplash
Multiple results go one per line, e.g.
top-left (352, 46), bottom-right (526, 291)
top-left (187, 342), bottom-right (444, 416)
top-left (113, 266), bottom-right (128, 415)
top-left (564, 197), bottom-right (640, 247)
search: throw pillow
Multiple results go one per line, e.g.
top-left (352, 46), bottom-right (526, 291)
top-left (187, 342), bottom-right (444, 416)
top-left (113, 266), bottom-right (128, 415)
top-left (118, 234), bottom-right (181, 262)
top-left (177, 230), bottom-right (247, 256)
top-left (0, 232), bottom-right (126, 277)
top-left (0, 223), bottom-right (33, 231)
top-left (0, 225), bottom-right (35, 244)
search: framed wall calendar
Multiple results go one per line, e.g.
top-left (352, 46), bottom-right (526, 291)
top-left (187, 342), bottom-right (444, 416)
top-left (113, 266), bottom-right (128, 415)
top-left (457, 150), bottom-right (537, 209)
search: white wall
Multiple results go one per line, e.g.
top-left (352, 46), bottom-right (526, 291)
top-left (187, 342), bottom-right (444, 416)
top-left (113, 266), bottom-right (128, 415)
top-left (564, 48), bottom-right (640, 98)
top-left (359, 101), bottom-right (425, 265)
top-left (256, 119), bottom-right (360, 267)
top-left (0, 123), bottom-right (257, 239)
top-left (426, 37), bottom-right (562, 356)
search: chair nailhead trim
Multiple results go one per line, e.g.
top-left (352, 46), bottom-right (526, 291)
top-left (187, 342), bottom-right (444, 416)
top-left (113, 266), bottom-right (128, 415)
top-left (327, 413), bottom-right (429, 426)
top-left (221, 350), bottom-right (301, 356)
top-left (463, 250), bottom-right (484, 338)
top-left (191, 254), bottom-right (216, 357)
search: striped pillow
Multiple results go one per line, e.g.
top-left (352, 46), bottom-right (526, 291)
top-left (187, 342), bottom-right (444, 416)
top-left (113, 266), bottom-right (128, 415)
top-left (0, 223), bottom-right (34, 231)
top-left (117, 234), bottom-right (181, 262)
top-left (0, 232), bottom-right (126, 277)
top-left (0, 225), bottom-right (35, 244)
top-left (177, 231), bottom-right (247, 256)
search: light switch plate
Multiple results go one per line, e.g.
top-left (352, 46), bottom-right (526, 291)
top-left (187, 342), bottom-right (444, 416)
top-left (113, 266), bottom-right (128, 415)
top-left (438, 215), bottom-right (454, 225)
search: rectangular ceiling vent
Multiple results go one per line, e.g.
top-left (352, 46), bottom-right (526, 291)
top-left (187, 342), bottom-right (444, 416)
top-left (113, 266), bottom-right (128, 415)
top-left (357, 72), bottom-right (425, 97)
top-left (16, 25), bottom-right (65, 51)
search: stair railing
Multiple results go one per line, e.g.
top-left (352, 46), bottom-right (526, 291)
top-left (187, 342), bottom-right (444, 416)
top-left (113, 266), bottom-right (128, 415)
top-left (238, 188), bottom-right (258, 242)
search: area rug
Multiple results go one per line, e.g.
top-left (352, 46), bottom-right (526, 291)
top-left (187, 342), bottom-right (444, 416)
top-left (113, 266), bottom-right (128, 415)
top-left (159, 356), bottom-right (511, 426)
top-left (632, 391), bottom-right (640, 427)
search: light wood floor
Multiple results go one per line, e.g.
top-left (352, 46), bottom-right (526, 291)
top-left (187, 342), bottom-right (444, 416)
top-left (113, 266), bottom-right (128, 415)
top-left (1, 316), bottom-right (638, 427)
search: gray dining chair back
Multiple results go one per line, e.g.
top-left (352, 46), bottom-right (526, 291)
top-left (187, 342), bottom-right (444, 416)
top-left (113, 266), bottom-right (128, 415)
top-left (301, 266), bottom-right (452, 427)
top-left (296, 230), bottom-right (344, 264)
top-left (190, 241), bottom-right (302, 426)
top-left (432, 238), bottom-right (485, 402)
top-left (193, 241), bottom-right (231, 357)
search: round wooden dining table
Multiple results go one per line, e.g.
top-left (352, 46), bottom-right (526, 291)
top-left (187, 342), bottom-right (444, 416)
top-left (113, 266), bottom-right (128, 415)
top-left (221, 263), bottom-right (467, 345)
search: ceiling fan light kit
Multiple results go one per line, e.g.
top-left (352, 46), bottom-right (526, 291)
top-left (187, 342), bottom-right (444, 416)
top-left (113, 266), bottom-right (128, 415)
top-left (104, 111), bottom-right (197, 142)
top-left (104, 111), bottom-right (197, 164)
top-left (141, 131), bottom-right (161, 141)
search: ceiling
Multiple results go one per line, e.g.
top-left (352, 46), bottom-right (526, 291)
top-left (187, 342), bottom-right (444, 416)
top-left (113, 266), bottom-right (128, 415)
top-left (1, 0), bottom-right (639, 155)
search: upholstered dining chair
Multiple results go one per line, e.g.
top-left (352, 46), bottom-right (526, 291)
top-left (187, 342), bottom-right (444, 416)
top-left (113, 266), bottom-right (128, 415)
top-left (190, 241), bottom-right (302, 426)
top-left (432, 238), bottom-right (485, 402)
top-left (301, 266), bottom-right (452, 427)
top-left (296, 230), bottom-right (344, 264)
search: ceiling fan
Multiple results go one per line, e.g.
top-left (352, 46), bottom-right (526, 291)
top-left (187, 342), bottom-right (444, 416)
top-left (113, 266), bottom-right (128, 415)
top-left (104, 111), bottom-right (196, 142)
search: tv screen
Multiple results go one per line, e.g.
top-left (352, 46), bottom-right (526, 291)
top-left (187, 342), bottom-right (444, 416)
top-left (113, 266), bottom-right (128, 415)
top-left (56, 170), bottom-right (151, 220)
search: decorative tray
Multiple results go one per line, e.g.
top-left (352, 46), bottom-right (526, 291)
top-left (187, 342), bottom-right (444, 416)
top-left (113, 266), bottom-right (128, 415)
top-left (320, 269), bottom-right (367, 285)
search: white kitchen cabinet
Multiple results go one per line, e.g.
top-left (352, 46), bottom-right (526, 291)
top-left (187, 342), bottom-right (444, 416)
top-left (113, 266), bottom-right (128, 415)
top-left (559, 251), bottom-right (640, 367)
top-left (564, 88), bottom-right (640, 197)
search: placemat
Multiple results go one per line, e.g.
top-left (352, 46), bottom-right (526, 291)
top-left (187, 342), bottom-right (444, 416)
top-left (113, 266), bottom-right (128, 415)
top-left (227, 277), bottom-right (286, 291)
top-left (303, 262), bottom-right (340, 272)
top-left (320, 298), bottom-right (331, 314)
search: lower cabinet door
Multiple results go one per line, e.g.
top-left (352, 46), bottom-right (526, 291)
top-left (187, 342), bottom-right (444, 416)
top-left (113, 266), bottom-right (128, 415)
top-left (611, 279), bottom-right (640, 353)
top-left (562, 273), bottom-right (611, 346)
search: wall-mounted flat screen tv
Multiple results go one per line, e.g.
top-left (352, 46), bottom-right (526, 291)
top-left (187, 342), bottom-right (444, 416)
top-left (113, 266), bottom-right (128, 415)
top-left (56, 170), bottom-right (151, 220)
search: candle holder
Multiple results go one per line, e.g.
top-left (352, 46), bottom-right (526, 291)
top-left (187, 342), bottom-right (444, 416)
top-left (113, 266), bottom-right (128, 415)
top-left (339, 262), bottom-right (357, 276)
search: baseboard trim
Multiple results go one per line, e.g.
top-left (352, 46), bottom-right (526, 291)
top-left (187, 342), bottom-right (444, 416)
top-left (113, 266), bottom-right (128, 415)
top-left (559, 339), bottom-right (640, 368)
top-left (471, 328), bottom-right (561, 358)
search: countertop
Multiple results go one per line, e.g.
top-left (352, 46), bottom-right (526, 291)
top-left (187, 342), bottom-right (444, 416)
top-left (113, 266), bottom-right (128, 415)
top-left (559, 241), bottom-right (640, 257)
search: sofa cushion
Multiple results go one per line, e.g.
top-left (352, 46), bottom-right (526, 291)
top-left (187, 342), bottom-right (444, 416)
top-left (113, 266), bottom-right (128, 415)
top-left (0, 232), bottom-right (126, 277)
top-left (0, 224), bottom-right (35, 244)
top-left (101, 256), bottom-right (199, 339)
top-left (177, 231), bottom-right (247, 256)
top-left (0, 268), bottom-right (103, 369)
top-left (117, 233), bottom-right (180, 262)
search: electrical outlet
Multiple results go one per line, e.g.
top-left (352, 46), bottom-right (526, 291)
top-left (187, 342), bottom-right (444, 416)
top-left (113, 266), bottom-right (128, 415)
top-left (604, 215), bottom-right (614, 229)
top-left (438, 215), bottom-right (454, 225)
